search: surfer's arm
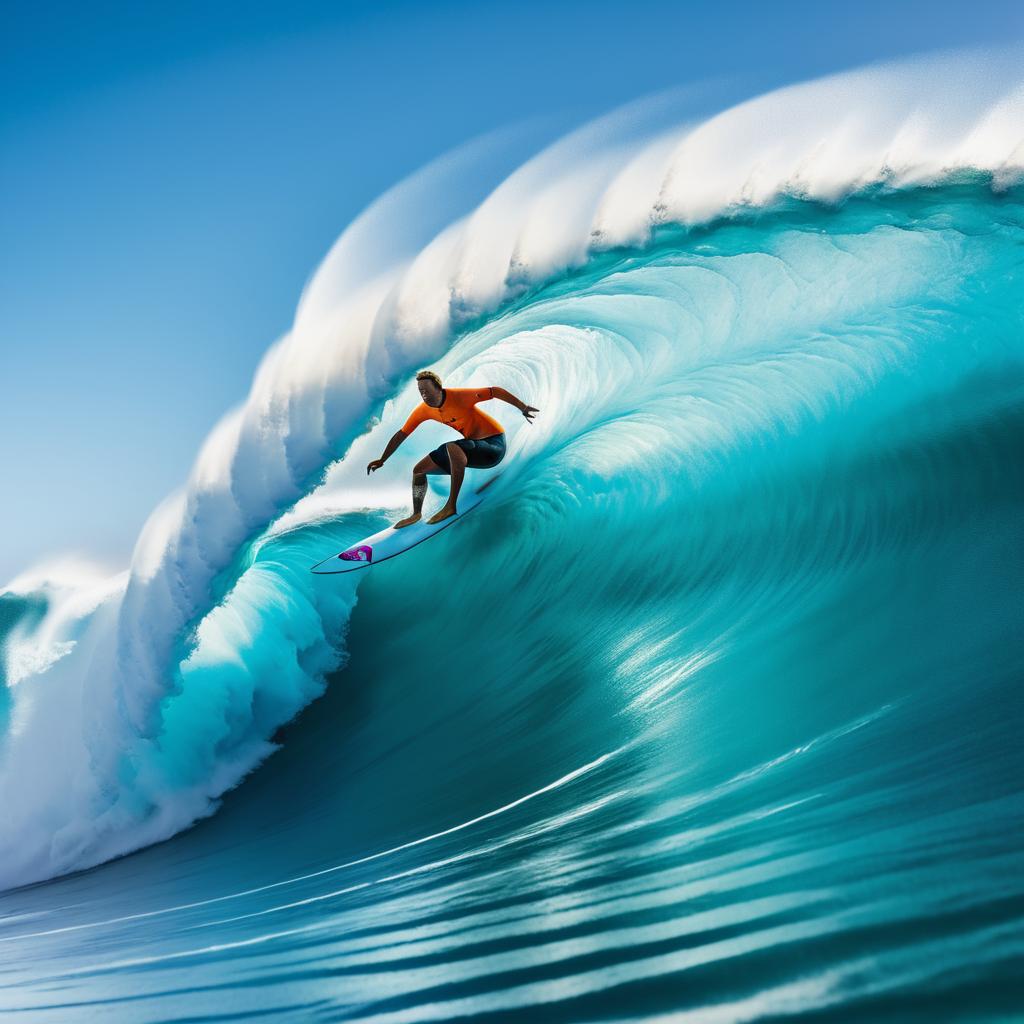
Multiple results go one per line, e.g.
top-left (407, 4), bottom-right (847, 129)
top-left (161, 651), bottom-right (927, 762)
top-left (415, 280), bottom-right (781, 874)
top-left (367, 430), bottom-right (407, 474)
top-left (368, 403), bottom-right (432, 472)
top-left (489, 386), bottom-right (539, 423)
top-left (380, 429), bottom-right (409, 461)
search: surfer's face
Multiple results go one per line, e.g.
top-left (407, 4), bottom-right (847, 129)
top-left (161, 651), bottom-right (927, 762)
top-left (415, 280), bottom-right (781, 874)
top-left (417, 378), bottom-right (443, 405)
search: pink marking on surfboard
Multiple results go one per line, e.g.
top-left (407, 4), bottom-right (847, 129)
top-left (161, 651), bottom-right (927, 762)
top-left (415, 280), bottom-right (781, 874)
top-left (339, 545), bottom-right (373, 563)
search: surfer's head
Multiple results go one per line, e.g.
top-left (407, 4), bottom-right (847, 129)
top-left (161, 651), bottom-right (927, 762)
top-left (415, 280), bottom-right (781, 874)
top-left (416, 369), bottom-right (443, 405)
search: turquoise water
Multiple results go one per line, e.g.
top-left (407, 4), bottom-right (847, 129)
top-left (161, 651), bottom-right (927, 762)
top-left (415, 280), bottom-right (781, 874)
top-left (2, 182), bottom-right (1023, 1020)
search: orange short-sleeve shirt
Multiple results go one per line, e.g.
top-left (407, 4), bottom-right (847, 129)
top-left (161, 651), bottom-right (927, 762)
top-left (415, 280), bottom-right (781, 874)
top-left (402, 387), bottom-right (503, 440)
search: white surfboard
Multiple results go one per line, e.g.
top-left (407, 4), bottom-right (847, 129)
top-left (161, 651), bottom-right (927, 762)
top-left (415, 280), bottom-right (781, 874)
top-left (310, 474), bottom-right (501, 574)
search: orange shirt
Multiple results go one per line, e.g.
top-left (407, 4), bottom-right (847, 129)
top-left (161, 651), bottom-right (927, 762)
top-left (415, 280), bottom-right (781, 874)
top-left (402, 387), bottom-right (503, 440)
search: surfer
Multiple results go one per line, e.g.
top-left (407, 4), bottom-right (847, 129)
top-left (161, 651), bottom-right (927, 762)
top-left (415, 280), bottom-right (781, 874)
top-left (367, 370), bottom-right (538, 528)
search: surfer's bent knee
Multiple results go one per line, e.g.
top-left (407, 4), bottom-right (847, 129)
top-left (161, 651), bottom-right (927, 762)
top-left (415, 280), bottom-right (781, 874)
top-left (446, 441), bottom-right (468, 463)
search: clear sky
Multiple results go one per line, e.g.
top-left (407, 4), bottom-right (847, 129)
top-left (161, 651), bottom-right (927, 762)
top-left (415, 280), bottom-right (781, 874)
top-left (3, 0), bottom-right (1021, 583)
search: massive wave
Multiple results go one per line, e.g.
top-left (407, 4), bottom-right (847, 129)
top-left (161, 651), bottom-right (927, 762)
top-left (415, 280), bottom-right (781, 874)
top-left (1, 48), bottom-right (1023, 1022)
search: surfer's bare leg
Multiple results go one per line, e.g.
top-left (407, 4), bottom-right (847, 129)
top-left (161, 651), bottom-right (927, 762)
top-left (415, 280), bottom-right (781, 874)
top-left (395, 454), bottom-right (444, 529)
top-left (427, 442), bottom-right (467, 524)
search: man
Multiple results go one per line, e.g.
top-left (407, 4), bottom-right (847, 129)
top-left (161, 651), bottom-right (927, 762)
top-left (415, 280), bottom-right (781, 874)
top-left (367, 370), bottom-right (538, 527)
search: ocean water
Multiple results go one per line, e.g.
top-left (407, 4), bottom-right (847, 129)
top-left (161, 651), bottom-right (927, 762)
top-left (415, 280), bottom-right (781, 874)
top-left (2, 57), bottom-right (1023, 1022)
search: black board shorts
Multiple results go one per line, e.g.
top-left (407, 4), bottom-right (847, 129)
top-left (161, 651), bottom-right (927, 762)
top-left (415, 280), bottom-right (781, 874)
top-left (429, 433), bottom-right (506, 473)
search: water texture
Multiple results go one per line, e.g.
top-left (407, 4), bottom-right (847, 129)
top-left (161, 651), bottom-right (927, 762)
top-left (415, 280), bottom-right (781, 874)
top-left (2, 54), bottom-right (1023, 1022)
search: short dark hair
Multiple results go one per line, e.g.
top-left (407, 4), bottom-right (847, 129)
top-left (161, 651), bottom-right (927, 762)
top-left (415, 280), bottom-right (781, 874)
top-left (416, 370), bottom-right (443, 388)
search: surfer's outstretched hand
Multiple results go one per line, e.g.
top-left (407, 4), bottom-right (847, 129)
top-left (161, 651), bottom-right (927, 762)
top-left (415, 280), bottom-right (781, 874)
top-left (522, 405), bottom-right (539, 423)
top-left (367, 459), bottom-right (385, 474)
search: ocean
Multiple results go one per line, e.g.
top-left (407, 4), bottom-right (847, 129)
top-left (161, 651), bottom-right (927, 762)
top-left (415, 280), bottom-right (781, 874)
top-left (2, 54), bottom-right (1023, 1022)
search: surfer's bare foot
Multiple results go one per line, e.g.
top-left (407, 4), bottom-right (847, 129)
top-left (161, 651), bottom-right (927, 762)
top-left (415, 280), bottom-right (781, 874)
top-left (426, 505), bottom-right (457, 525)
top-left (394, 513), bottom-right (421, 529)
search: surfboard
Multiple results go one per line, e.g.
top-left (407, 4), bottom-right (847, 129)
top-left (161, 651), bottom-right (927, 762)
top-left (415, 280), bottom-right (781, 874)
top-left (310, 474), bottom-right (501, 574)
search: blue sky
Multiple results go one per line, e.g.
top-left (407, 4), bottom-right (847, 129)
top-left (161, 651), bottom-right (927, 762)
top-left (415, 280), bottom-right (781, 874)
top-left (3, 0), bottom-right (1021, 582)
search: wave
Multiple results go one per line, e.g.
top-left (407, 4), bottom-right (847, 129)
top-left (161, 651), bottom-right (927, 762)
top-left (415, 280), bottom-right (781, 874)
top-left (1, 50), bottom-right (1023, 897)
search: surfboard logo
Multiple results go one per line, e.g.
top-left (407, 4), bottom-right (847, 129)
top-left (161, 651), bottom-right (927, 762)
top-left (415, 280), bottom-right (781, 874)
top-left (340, 545), bottom-right (373, 563)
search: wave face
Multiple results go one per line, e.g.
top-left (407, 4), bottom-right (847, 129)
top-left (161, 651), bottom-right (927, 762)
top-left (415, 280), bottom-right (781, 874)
top-left (2, 56), bottom-right (1024, 1021)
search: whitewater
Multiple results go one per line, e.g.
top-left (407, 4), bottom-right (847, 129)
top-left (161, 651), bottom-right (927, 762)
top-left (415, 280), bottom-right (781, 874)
top-left (2, 52), bottom-right (1023, 1021)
